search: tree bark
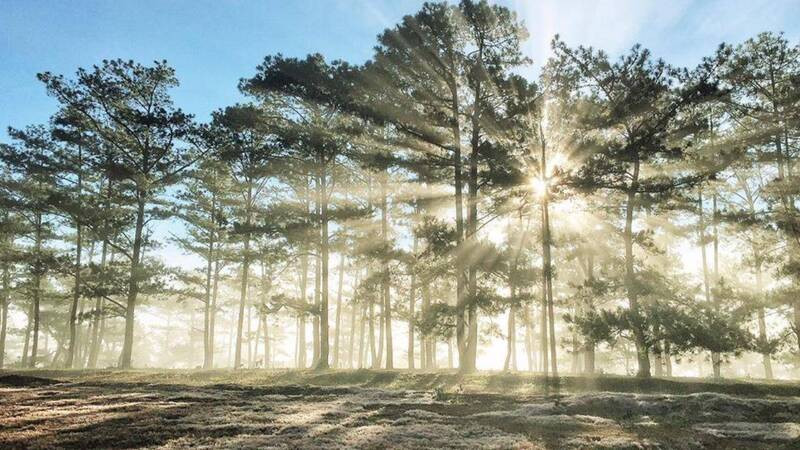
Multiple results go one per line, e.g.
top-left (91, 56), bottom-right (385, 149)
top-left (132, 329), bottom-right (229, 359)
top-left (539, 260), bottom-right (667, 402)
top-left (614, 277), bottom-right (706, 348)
top-left (0, 263), bottom-right (9, 368)
top-left (202, 194), bottom-right (216, 369)
top-left (29, 213), bottom-right (43, 368)
top-left (358, 301), bottom-right (366, 368)
top-left (333, 254), bottom-right (345, 368)
top-left (120, 192), bottom-right (146, 369)
top-left (408, 237), bottom-right (417, 370)
top-left (583, 254), bottom-right (596, 374)
top-left (314, 164), bottom-right (330, 370)
top-left (380, 176), bottom-right (393, 369)
top-left (624, 157), bottom-right (650, 377)
top-left (234, 185), bottom-right (252, 369)
top-left (66, 146), bottom-right (83, 369)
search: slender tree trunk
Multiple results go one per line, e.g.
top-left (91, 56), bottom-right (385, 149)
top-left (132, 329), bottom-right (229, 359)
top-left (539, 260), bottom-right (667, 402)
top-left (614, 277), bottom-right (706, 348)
top-left (234, 186), bottom-right (253, 370)
top-left (421, 282), bottom-right (432, 370)
top-left (430, 338), bottom-right (437, 369)
top-left (268, 313), bottom-right (272, 369)
top-left (312, 173), bottom-right (322, 366)
top-left (699, 191), bottom-right (720, 379)
top-left (462, 89), bottom-right (481, 373)
top-left (0, 263), bottom-right (9, 368)
top-left (23, 298), bottom-right (35, 366)
top-left (624, 157), bottom-right (650, 377)
top-left (358, 302), bottom-right (366, 368)
top-left (314, 164), bottom-right (330, 370)
top-left (297, 177), bottom-right (310, 369)
top-left (348, 270), bottom-right (359, 369)
top-left (408, 236), bottom-right (417, 370)
top-left (368, 294), bottom-right (376, 367)
top-left (542, 199), bottom-right (557, 377)
top-left (583, 254), bottom-right (596, 374)
top-left (313, 252), bottom-right (320, 365)
top-left (66, 146), bottom-right (83, 368)
top-left (755, 265), bottom-right (774, 379)
top-left (571, 321), bottom-right (580, 375)
top-left (380, 176), bottom-right (393, 369)
top-left (699, 192), bottom-right (712, 303)
top-left (202, 203), bottom-right (215, 369)
top-left (333, 254), bottom-right (345, 368)
top-left (251, 306), bottom-right (260, 367)
top-left (298, 265), bottom-right (308, 368)
top-left (504, 305), bottom-right (516, 372)
top-left (29, 214), bottom-right (43, 368)
top-left (120, 193), bottom-right (146, 369)
top-left (450, 74), bottom-right (467, 375)
top-left (524, 304), bottom-right (534, 372)
top-left (710, 193), bottom-right (723, 377)
top-left (209, 259), bottom-right (220, 368)
top-left (88, 178), bottom-right (113, 369)
top-left (374, 296), bottom-right (384, 369)
top-left (539, 299), bottom-right (548, 374)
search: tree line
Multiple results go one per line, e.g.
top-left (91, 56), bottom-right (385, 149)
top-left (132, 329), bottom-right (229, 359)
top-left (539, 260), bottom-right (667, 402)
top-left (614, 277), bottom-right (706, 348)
top-left (1, 1), bottom-right (798, 379)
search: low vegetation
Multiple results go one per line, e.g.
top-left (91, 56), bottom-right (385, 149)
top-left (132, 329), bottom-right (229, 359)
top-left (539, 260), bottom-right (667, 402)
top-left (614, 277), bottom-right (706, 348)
top-left (2, 369), bottom-right (800, 448)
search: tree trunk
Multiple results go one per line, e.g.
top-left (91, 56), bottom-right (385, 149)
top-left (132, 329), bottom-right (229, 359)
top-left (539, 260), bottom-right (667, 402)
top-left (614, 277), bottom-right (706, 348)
top-left (358, 302), bottom-right (366, 368)
top-left (374, 296), bottom-right (384, 369)
top-left (408, 237), bottom-right (417, 370)
top-left (88, 177), bottom-right (112, 369)
top-left (381, 176), bottom-right (393, 369)
top-left (202, 204), bottom-right (215, 369)
top-left (66, 146), bottom-right (83, 369)
top-left (450, 73), bottom-right (467, 375)
top-left (422, 282), bottom-right (432, 370)
top-left (461, 74), bottom-right (482, 374)
top-left (348, 270), bottom-right (359, 369)
top-left (298, 263), bottom-right (308, 368)
top-left (22, 298), bottom-right (33, 367)
top-left (86, 239), bottom-right (107, 369)
top-left (711, 193), bottom-right (721, 378)
top-left (314, 165), bottom-right (330, 370)
top-left (755, 263), bottom-right (773, 379)
top-left (624, 157), bottom-right (650, 377)
top-left (542, 198), bottom-right (557, 377)
top-left (120, 193), bottom-right (146, 369)
top-left (234, 186), bottom-right (252, 370)
top-left (368, 294), bottom-right (376, 367)
top-left (29, 213), bottom-right (43, 368)
top-left (583, 254), bottom-right (596, 374)
top-left (504, 305), bottom-right (516, 372)
top-left (208, 259), bottom-right (220, 368)
top-left (0, 263), bottom-right (9, 368)
top-left (268, 314), bottom-right (272, 369)
top-left (312, 175), bottom-right (322, 365)
top-left (524, 304), bottom-right (535, 372)
top-left (313, 252), bottom-right (320, 365)
top-left (654, 349), bottom-right (664, 377)
top-left (333, 254), bottom-right (345, 368)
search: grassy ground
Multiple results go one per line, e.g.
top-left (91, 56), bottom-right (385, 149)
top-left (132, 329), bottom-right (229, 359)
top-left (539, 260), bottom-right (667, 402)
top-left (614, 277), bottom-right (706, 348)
top-left (2, 369), bottom-right (799, 449)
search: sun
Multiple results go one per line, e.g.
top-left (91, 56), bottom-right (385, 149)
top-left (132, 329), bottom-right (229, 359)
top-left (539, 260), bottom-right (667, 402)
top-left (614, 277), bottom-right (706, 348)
top-left (530, 177), bottom-right (549, 199)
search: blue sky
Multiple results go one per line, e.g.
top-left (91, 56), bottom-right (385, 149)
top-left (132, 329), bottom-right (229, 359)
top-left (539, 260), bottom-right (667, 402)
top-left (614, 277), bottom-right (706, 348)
top-left (2, 0), bottom-right (799, 142)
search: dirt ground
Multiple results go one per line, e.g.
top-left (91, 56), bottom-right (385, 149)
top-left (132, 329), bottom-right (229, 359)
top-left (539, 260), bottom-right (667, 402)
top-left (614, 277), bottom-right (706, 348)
top-left (1, 370), bottom-right (799, 449)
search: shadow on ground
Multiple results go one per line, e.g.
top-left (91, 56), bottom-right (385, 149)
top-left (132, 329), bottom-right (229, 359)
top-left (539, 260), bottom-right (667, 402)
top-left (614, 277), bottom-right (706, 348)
top-left (1, 370), bottom-right (799, 449)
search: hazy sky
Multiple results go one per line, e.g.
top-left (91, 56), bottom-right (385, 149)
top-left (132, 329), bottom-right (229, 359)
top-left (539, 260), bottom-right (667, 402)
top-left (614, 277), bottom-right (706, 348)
top-left (3, 0), bottom-right (800, 142)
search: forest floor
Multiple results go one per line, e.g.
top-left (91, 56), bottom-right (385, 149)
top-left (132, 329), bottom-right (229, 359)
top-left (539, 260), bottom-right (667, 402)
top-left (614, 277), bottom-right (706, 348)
top-left (1, 369), bottom-right (800, 449)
